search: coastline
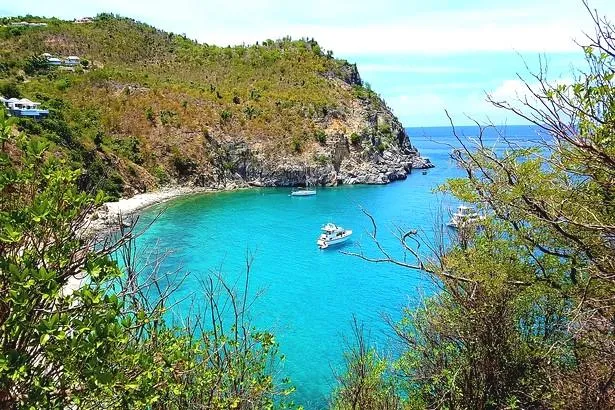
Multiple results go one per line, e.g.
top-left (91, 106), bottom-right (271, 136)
top-left (84, 154), bottom-right (434, 238)
top-left (84, 185), bottom-right (219, 238)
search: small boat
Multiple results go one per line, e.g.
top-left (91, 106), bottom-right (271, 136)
top-left (446, 205), bottom-right (483, 229)
top-left (290, 188), bottom-right (317, 196)
top-left (317, 223), bottom-right (352, 249)
top-left (422, 170), bottom-right (428, 175)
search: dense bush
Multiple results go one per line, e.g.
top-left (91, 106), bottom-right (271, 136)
top-left (333, 7), bottom-right (615, 409)
top-left (0, 110), bottom-right (295, 408)
top-left (0, 81), bottom-right (20, 98)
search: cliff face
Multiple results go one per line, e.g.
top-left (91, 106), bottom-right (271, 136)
top-left (196, 63), bottom-right (432, 190)
top-left (0, 15), bottom-right (432, 198)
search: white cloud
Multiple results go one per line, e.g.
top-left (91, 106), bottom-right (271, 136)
top-left (489, 77), bottom-right (573, 103)
top-left (489, 79), bottom-right (532, 101)
top-left (7, 0), bottom-right (615, 55)
top-left (190, 2), bottom-right (615, 55)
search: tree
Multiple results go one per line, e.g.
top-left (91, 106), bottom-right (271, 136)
top-left (330, 318), bottom-right (401, 410)
top-left (24, 55), bottom-right (50, 76)
top-left (0, 109), bottom-right (294, 408)
top-left (334, 3), bottom-right (615, 408)
top-left (0, 82), bottom-right (21, 99)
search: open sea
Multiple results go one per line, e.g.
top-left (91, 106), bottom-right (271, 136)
top-left (133, 125), bottom-right (541, 408)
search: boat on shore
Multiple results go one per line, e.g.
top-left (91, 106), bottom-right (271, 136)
top-left (446, 205), bottom-right (484, 229)
top-left (290, 188), bottom-right (317, 196)
top-left (317, 223), bottom-right (352, 249)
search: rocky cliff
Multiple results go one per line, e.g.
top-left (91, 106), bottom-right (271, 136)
top-left (0, 15), bottom-right (433, 198)
top-left (194, 63), bottom-right (432, 190)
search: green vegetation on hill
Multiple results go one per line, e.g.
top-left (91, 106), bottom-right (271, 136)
top-left (0, 111), bottom-right (296, 408)
top-left (0, 14), bottom-right (386, 199)
top-left (331, 8), bottom-right (615, 409)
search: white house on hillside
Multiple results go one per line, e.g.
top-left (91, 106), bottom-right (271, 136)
top-left (1, 96), bottom-right (49, 119)
top-left (46, 57), bottom-right (62, 66)
top-left (64, 56), bottom-right (80, 66)
top-left (74, 17), bottom-right (93, 24)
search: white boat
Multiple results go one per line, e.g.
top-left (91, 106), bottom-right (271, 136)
top-left (317, 223), bottom-right (352, 249)
top-left (290, 189), bottom-right (317, 196)
top-left (446, 205), bottom-right (483, 229)
top-left (291, 163), bottom-right (317, 196)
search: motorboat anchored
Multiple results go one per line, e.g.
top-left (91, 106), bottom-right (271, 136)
top-left (317, 223), bottom-right (352, 249)
top-left (446, 205), bottom-right (484, 229)
top-left (290, 188), bottom-right (316, 196)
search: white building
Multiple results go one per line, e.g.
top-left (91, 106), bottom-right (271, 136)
top-left (46, 57), bottom-right (62, 66)
top-left (74, 17), bottom-right (93, 24)
top-left (64, 56), bottom-right (80, 66)
top-left (1, 96), bottom-right (49, 118)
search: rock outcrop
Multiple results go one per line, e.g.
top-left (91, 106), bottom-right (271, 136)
top-left (183, 68), bottom-right (434, 190)
top-left (1, 16), bottom-right (434, 197)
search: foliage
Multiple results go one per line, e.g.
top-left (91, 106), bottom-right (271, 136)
top-left (0, 110), bottom-right (295, 408)
top-left (330, 319), bottom-right (401, 410)
top-left (0, 14), bottom-right (392, 196)
top-left (0, 81), bottom-right (21, 99)
top-left (153, 165), bottom-right (169, 184)
top-left (333, 5), bottom-right (615, 409)
top-left (24, 55), bottom-right (50, 76)
top-left (313, 129), bottom-right (326, 144)
top-left (171, 149), bottom-right (197, 178)
top-left (313, 153), bottom-right (328, 165)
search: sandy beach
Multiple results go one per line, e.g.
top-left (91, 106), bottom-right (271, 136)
top-left (104, 186), bottom-right (213, 216)
top-left (82, 185), bottom-right (218, 239)
top-left (66, 186), bottom-right (217, 294)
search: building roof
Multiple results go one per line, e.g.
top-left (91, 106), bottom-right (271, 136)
top-left (66, 56), bottom-right (80, 60)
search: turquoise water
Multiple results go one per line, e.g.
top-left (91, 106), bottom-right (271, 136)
top-left (134, 125), bottom-right (539, 408)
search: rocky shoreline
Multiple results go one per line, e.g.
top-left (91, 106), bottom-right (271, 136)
top-left (86, 154), bottom-right (433, 237)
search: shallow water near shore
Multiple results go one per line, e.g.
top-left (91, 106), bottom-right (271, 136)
top-left (134, 125), bottom-right (539, 408)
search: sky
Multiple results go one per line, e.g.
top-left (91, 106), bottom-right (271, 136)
top-left (3, 0), bottom-right (615, 126)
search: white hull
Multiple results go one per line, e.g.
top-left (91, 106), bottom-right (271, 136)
top-left (317, 230), bottom-right (352, 249)
top-left (291, 190), bottom-right (316, 196)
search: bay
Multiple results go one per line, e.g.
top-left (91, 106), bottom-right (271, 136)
top-left (134, 125), bottom-right (540, 408)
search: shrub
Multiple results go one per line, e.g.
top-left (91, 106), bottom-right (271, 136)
top-left (159, 109), bottom-right (178, 127)
top-left (55, 78), bottom-right (71, 91)
top-left (314, 154), bottom-right (328, 165)
top-left (350, 133), bottom-right (361, 145)
top-left (145, 106), bottom-right (155, 124)
top-left (291, 136), bottom-right (302, 153)
top-left (93, 130), bottom-right (104, 147)
top-left (113, 136), bottom-right (143, 165)
top-left (24, 55), bottom-right (50, 76)
top-left (171, 151), bottom-right (197, 177)
top-left (220, 109), bottom-right (233, 123)
top-left (153, 165), bottom-right (170, 184)
top-left (0, 81), bottom-right (20, 98)
top-left (243, 105), bottom-right (258, 119)
top-left (314, 129), bottom-right (327, 144)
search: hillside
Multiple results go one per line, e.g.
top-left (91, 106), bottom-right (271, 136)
top-left (0, 14), bottom-right (430, 199)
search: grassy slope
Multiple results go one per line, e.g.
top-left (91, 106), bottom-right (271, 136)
top-left (0, 14), bottom-right (393, 198)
